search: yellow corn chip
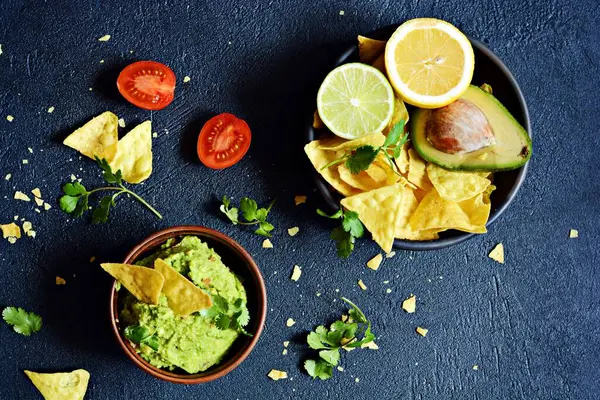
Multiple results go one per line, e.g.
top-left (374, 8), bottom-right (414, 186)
top-left (459, 192), bottom-right (491, 227)
top-left (1, 222), bottom-right (21, 238)
top-left (394, 187), bottom-right (419, 238)
top-left (366, 254), bottom-right (383, 270)
top-left (110, 121), bottom-right (153, 183)
top-left (154, 258), bottom-right (213, 316)
top-left (371, 53), bottom-right (386, 73)
top-left (383, 96), bottom-right (409, 135)
top-left (402, 295), bottom-right (416, 313)
top-left (63, 111), bottom-right (118, 161)
top-left (427, 164), bottom-right (491, 202)
top-left (100, 263), bottom-right (164, 305)
top-left (394, 142), bottom-right (410, 175)
top-left (358, 35), bottom-right (387, 64)
top-left (407, 149), bottom-right (432, 190)
top-left (367, 153), bottom-right (399, 185)
top-left (488, 243), bottom-right (505, 264)
top-left (24, 369), bottom-right (90, 400)
top-left (341, 183), bottom-right (408, 253)
top-left (304, 140), bottom-right (360, 197)
top-left (338, 165), bottom-right (381, 192)
top-left (317, 132), bottom-right (386, 152)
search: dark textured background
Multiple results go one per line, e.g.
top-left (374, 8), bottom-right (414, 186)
top-left (0, 0), bottom-right (598, 399)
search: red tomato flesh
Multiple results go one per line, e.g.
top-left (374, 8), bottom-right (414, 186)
top-left (197, 113), bottom-right (252, 169)
top-left (117, 61), bottom-right (176, 110)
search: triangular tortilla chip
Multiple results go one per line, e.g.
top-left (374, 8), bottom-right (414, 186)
top-left (341, 183), bottom-right (407, 253)
top-left (371, 53), bottom-right (386, 73)
top-left (338, 165), bottom-right (381, 192)
top-left (304, 140), bottom-right (360, 197)
top-left (383, 96), bottom-right (409, 135)
top-left (358, 35), bottom-right (387, 64)
top-left (109, 121), bottom-right (153, 183)
top-left (154, 258), bottom-right (213, 316)
top-left (394, 142), bottom-right (410, 175)
top-left (63, 111), bottom-right (118, 161)
top-left (427, 164), bottom-right (491, 202)
top-left (488, 243), bottom-right (505, 264)
top-left (101, 263), bottom-right (164, 305)
top-left (407, 148), bottom-right (433, 190)
top-left (25, 369), bottom-right (90, 400)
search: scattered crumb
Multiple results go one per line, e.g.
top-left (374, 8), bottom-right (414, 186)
top-left (416, 327), bottom-right (428, 337)
top-left (98, 34), bottom-right (111, 42)
top-left (70, 174), bottom-right (77, 181)
top-left (43, 202), bottom-right (51, 211)
top-left (6, 115), bottom-right (14, 122)
top-left (283, 341), bottom-right (289, 348)
top-left (27, 230), bottom-right (36, 238)
top-left (282, 349), bottom-right (288, 355)
top-left (366, 254), bottom-right (383, 271)
top-left (4, 173), bottom-right (11, 181)
top-left (286, 318), bottom-right (296, 327)
top-left (385, 288), bottom-right (392, 294)
top-left (355, 377), bottom-right (359, 383)
top-left (14, 191), bottom-right (31, 201)
top-left (473, 365), bottom-right (479, 371)
top-left (7, 237), bottom-right (17, 244)
top-left (262, 239), bottom-right (273, 249)
top-left (341, 314), bottom-right (348, 322)
top-left (316, 292), bottom-right (321, 297)
top-left (31, 188), bottom-right (41, 198)
top-left (22, 221), bottom-right (32, 234)
top-left (152, 132), bottom-right (158, 138)
top-left (22, 159), bottom-right (29, 164)
top-left (383, 280), bottom-right (389, 284)
top-left (88, 88), bottom-right (93, 91)
top-left (47, 106), bottom-right (55, 113)
top-left (34, 209), bottom-right (41, 213)
top-left (290, 265), bottom-right (302, 281)
top-left (118, 118), bottom-right (125, 128)
top-left (358, 279), bottom-right (367, 290)
top-left (0, 44), bottom-right (2, 55)
top-left (287, 227), bottom-right (300, 237)
top-left (267, 369), bottom-right (288, 381)
top-left (402, 295), bottom-right (416, 313)
top-left (55, 276), bottom-right (66, 285)
top-left (569, 229), bottom-right (579, 238)
top-left (337, 366), bottom-right (344, 372)
top-left (488, 243), bottom-right (504, 264)
top-left (1, 222), bottom-right (21, 239)
top-left (99, 59), bottom-right (105, 64)
top-left (13, 216), bottom-right (18, 221)
top-left (339, 10), bottom-right (345, 15)
top-left (183, 76), bottom-right (191, 83)
top-left (90, 256), bottom-right (96, 263)
top-left (28, 147), bottom-right (33, 153)
top-left (294, 195), bottom-right (307, 205)
top-left (361, 341), bottom-right (379, 350)
top-left (386, 251), bottom-right (396, 258)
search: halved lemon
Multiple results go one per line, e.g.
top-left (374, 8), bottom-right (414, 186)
top-left (317, 63), bottom-right (394, 140)
top-left (384, 18), bottom-right (475, 109)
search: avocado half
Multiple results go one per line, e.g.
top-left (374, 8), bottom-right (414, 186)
top-left (411, 85), bottom-right (532, 172)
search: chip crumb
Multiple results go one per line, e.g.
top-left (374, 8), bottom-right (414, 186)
top-left (47, 106), bottom-right (55, 113)
top-left (355, 377), bottom-right (360, 383)
top-left (27, 230), bottom-right (36, 238)
top-left (383, 280), bottom-right (390, 284)
top-left (341, 314), bottom-right (348, 322)
top-left (416, 327), bottom-right (428, 337)
top-left (366, 253), bottom-right (383, 271)
top-left (28, 147), bottom-right (33, 153)
top-left (99, 59), bottom-right (105, 64)
top-left (43, 202), bottom-right (52, 211)
top-left (386, 251), bottom-right (396, 258)
top-left (339, 10), bottom-right (345, 15)
top-left (31, 188), bottom-right (42, 198)
top-left (118, 118), bottom-right (125, 128)
top-left (22, 221), bottom-right (32, 233)
top-left (361, 341), bottom-right (379, 350)
top-left (287, 227), bottom-right (300, 237)
top-left (152, 132), bottom-right (158, 138)
top-left (4, 173), bottom-right (11, 181)
top-left (6, 115), bottom-right (14, 122)
top-left (183, 76), bottom-right (191, 83)
top-left (267, 369), bottom-right (288, 381)
top-left (386, 288), bottom-right (392, 294)
top-left (337, 366), bottom-right (344, 372)
top-left (34, 208), bottom-right (41, 213)
top-left (7, 236), bottom-right (17, 244)
top-left (488, 243), bottom-right (505, 264)
top-left (294, 195), bottom-right (307, 205)
top-left (282, 349), bottom-right (288, 355)
top-left (88, 87), bottom-right (93, 91)
top-left (98, 34), bottom-right (111, 41)
top-left (283, 341), bottom-right (290, 348)
top-left (13, 215), bottom-right (18, 221)
top-left (70, 174), bottom-right (77, 181)
top-left (290, 265), bottom-right (302, 281)
top-left (14, 191), bottom-right (31, 201)
top-left (262, 238), bottom-right (274, 249)
top-left (402, 295), bottom-right (416, 313)
top-left (358, 279), bottom-right (367, 290)
top-left (569, 229), bottom-right (579, 238)
top-left (316, 292), bottom-right (321, 297)
top-left (1, 222), bottom-right (21, 239)
top-left (34, 197), bottom-right (44, 207)
top-left (473, 365), bottom-right (479, 370)
top-left (55, 276), bottom-right (67, 285)
top-left (286, 318), bottom-right (296, 327)
top-left (0, 44), bottom-right (2, 55)
top-left (22, 159), bottom-right (29, 164)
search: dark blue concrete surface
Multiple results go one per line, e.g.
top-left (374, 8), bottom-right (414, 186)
top-left (0, 0), bottom-right (599, 399)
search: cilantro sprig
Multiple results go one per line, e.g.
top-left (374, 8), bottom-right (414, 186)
top-left (220, 195), bottom-right (275, 237)
top-left (58, 156), bottom-right (162, 223)
top-left (317, 208), bottom-right (364, 258)
top-left (124, 325), bottom-right (159, 351)
top-left (200, 294), bottom-right (252, 336)
top-left (2, 307), bottom-right (42, 336)
top-left (321, 120), bottom-right (408, 175)
top-left (304, 298), bottom-right (375, 380)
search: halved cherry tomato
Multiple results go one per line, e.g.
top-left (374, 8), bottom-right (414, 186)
top-left (197, 113), bottom-right (252, 169)
top-left (117, 61), bottom-right (176, 110)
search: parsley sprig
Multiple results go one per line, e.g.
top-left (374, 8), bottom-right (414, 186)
top-left (200, 295), bottom-right (252, 336)
top-left (321, 120), bottom-right (408, 175)
top-left (58, 156), bottom-right (162, 223)
top-left (304, 298), bottom-right (375, 380)
top-left (124, 325), bottom-right (159, 351)
top-left (2, 307), bottom-right (42, 336)
top-left (220, 195), bottom-right (275, 237)
top-left (317, 208), bottom-right (365, 258)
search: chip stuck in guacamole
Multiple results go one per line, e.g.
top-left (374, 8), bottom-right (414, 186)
top-left (113, 236), bottom-right (251, 374)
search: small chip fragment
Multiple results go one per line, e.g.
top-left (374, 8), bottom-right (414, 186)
top-left (14, 191), bottom-right (31, 201)
top-left (43, 202), bottom-right (52, 211)
top-left (47, 106), bottom-right (55, 113)
top-left (402, 295), bottom-right (416, 313)
top-left (416, 327), bottom-right (428, 337)
top-left (7, 237), bottom-right (17, 244)
top-left (282, 349), bottom-right (288, 355)
top-left (31, 188), bottom-right (42, 198)
top-left (386, 251), bottom-right (396, 258)
top-left (34, 198), bottom-right (44, 207)
top-left (183, 76), bottom-right (191, 83)
top-left (569, 229), bottom-right (579, 238)
top-left (98, 34), bottom-right (111, 41)
top-left (355, 377), bottom-right (360, 383)
top-left (290, 265), bottom-right (302, 281)
top-left (262, 239), bottom-right (273, 249)
top-left (366, 254), bottom-right (383, 271)
top-left (473, 365), bottom-right (479, 370)
top-left (4, 173), bottom-right (11, 181)
top-left (152, 132), bottom-right (158, 138)
top-left (27, 230), bottom-right (36, 238)
top-left (118, 118), bottom-right (125, 128)
top-left (90, 256), bottom-right (96, 263)
top-left (361, 341), bottom-right (379, 350)
top-left (294, 195), bottom-right (307, 205)
top-left (488, 243), bottom-right (505, 264)
top-left (283, 341), bottom-right (289, 348)
top-left (55, 276), bottom-right (66, 285)
top-left (358, 279), bottom-right (367, 290)
top-left (385, 288), bottom-right (392, 294)
top-left (287, 227), bottom-right (300, 236)
top-left (22, 221), bottom-right (32, 233)
top-left (6, 115), bottom-right (14, 122)
top-left (28, 147), bottom-right (33, 153)
top-left (286, 318), bottom-right (296, 327)
top-left (99, 59), bottom-right (105, 64)
top-left (267, 369), bottom-right (288, 381)
top-left (1, 222), bottom-right (21, 238)
top-left (22, 159), bottom-right (29, 164)
top-left (337, 366), bottom-right (344, 372)
top-left (339, 10), bottom-right (345, 15)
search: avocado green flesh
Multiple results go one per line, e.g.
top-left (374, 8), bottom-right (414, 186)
top-left (411, 85), bottom-right (532, 172)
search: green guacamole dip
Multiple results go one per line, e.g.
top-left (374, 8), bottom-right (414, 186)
top-left (120, 236), bottom-right (249, 374)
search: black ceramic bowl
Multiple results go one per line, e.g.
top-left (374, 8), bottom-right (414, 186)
top-left (305, 24), bottom-right (531, 251)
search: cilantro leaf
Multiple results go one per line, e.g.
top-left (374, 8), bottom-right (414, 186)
top-left (240, 197), bottom-right (258, 221)
top-left (319, 349), bottom-right (340, 366)
top-left (91, 195), bottom-right (114, 224)
top-left (307, 327), bottom-right (332, 350)
top-left (222, 195), bottom-right (230, 209)
top-left (124, 325), bottom-right (159, 351)
top-left (211, 295), bottom-right (229, 313)
top-left (2, 307), bottom-right (42, 336)
top-left (316, 209), bottom-right (343, 219)
top-left (144, 335), bottom-right (160, 351)
top-left (345, 146), bottom-right (378, 174)
top-left (256, 208), bottom-right (267, 222)
top-left (59, 195), bottom-right (80, 214)
top-left (383, 120), bottom-right (405, 148)
top-left (305, 359), bottom-right (333, 380)
top-left (255, 221), bottom-right (274, 237)
top-left (331, 226), bottom-right (354, 258)
top-left (72, 194), bottom-right (89, 218)
top-left (342, 211), bottom-right (364, 238)
top-left (62, 182), bottom-right (87, 196)
top-left (95, 156), bottom-right (123, 185)
top-left (236, 307), bottom-right (250, 327)
top-left (215, 314), bottom-right (231, 330)
top-left (220, 196), bottom-right (275, 236)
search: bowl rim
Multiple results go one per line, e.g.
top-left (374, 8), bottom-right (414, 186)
top-left (306, 24), bottom-right (531, 251)
top-left (108, 225), bottom-right (267, 384)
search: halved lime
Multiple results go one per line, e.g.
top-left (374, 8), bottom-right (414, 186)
top-left (317, 63), bottom-right (395, 140)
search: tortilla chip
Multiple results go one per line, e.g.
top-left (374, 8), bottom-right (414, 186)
top-left (100, 263), bottom-right (164, 305)
top-left (341, 183), bottom-right (408, 253)
top-left (1, 222), bottom-right (21, 238)
top-left (427, 164), bottom-right (491, 202)
top-left (394, 187), bottom-right (419, 238)
top-left (366, 254), bottom-right (383, 270)
top-left (384, 96), bottom-right (409, 135)
top-left (488, 243), bottom-right (504, 264)
top-left (317, 132), bottom-right (386, 152)
top-left (154, 258), bottom-right (212, 316)
top-left (394, 142), bottom-right (410, 176)
top-left (358, 35), bottom-right (387, 64)
top-left (304, 140), bottom-right (360, 197)
top-left (407, 149), bottom-right (432, 190)
top-left (63, 111), bottom-right (118, 161)
top-left (459, 192), bottom-right (491, 227)
top-left (24, 369), bottom-right (90, 400)
top-left (371, 53), bottom-right (386, 73)
top-left (313, 110), bottom-right (325, 129)
top-left (338, 165), bottom-right (381, 191)
top-left (367, 153), bottom-right (399, 186)
top-left (109, 121), bottom-right (153, 183)
top-left (409, 190), bottom-right (487, 234)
